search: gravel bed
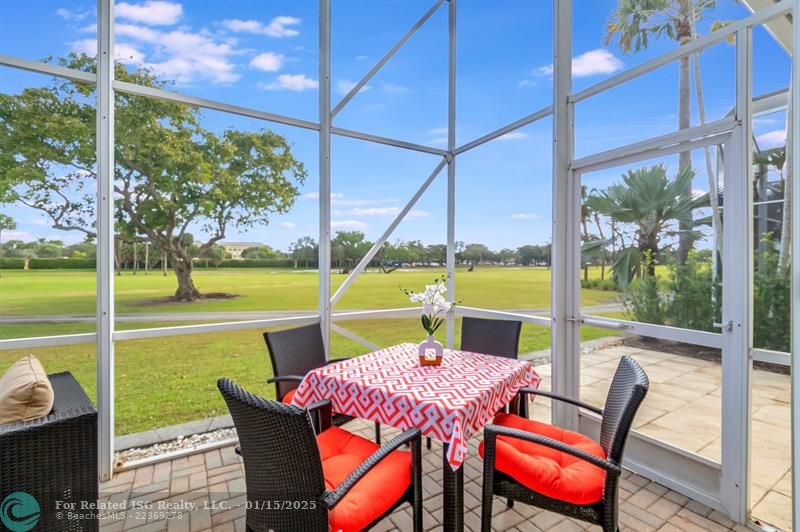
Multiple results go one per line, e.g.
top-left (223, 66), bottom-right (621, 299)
top-left (114, 427), bottom-right (237, 467)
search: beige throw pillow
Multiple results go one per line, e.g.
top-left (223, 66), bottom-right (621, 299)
top-left (0, 355), bottom-right (54, 425)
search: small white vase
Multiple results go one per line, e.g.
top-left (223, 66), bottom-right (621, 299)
top-left (418, 335), bottom-right (444, 366)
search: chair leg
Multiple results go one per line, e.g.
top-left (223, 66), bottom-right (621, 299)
top-left (518, 393), bottom-right (529, 419)
top-left (374, 421), bottom-right (381, 444)
top-left (506, 498), bottom-right (514, 508)
top-left (480, 455), bottom-right (495, 531)
top-left (411, 436), bottom-right (423, 532)
top-left (426, 437), bottom-right (432, 450)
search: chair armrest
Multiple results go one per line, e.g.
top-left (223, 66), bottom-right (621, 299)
top-left (321, 428), bottom-right (422, 508)
top-left (323, 358), bottom-right (351, 366)
top-left (518, 388), bottom-right (604, 416)
top-left (266, 375), bottom-right (305, 384)
top-left (484, 424), bottom-right (620, 475)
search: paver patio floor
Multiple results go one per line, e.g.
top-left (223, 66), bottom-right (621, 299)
top-left (99, 340), bottom-right (791, 531)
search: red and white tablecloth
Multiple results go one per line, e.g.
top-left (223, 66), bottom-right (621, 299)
top-left (291, 343), bottom-right (541, 469)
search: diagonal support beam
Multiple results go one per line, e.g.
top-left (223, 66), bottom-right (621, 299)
top-left (330, 0), bottom-right (445, 118)
top-left (330, 157), bottom-right (448, 306)
top-left (331, 322), bottom-right (380, 351)
top-left (454, 105), bottom-right (553, 155)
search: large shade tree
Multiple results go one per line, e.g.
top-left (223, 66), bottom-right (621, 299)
top-left (586, 164), bottom-right (707, 287)
top-left (0, 54), bottom-right (306, 300)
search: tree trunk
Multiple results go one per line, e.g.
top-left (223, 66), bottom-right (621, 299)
top-left (690, 14), bottom-right (723, 265)
top-left (676, 3), bottom-right (693, 263)
top-left (114, 239), bottom-right (122, 276)
top-left (172, 256), bottom-right (201, 301)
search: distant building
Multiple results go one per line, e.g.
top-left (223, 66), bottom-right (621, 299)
top-left (221, 242), bottom-right (263, 259)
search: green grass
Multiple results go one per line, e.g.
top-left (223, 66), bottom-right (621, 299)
top-left (0, 266), bottom-right (618, 316)
top-left (0, 318), bottom-right (617, 435)
top-left (0, 266), bottom-right (622, 435)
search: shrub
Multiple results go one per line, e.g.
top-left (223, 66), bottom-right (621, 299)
top-left (753, 241), bottom-right (790, 352)
top-left (663, 251), bottom-right (721, 332)
top-left (193, 258), bottom-right (298, 268)
top-left (623, 271), bottom-right (664, 325)
top-left (580, 278), bottom-right (618, 291)
top-left (0, 258), bottom-right (26, 269)
top-left (28, 258), bottom-right (96, 269)
top-left (622, 244), bottom-right (789, 352)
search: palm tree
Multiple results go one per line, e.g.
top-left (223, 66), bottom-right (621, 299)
top-left (606, 0), bottom-right (718, 262)
top-left (586, 164), bottom-right (707, 287)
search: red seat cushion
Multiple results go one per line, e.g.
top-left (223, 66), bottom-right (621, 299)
top-left (317, 426), bottom-right (411, 532)
top-left (479, 413), bottom-right (607, 505)
top-left (280, 388), bottom-right (297, 404)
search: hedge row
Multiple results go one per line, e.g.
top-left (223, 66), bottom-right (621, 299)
top-left (0, 257), bottom-right (317, 269)
top-left (0, 258), bottom-right (97, 269)
top-left (194, 258), bottom-right (306, 268)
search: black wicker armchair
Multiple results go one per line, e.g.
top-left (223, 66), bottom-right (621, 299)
top-left (0, 372), bottom-right (98, 532)
top-left (462, 316), bottom-right (525, 416)
top-left (480, 356), bottom-right (649, 532)
top-left (218, 378), bottom-right (423, 532)
top-left (264, 322), bottom-right (383, 443)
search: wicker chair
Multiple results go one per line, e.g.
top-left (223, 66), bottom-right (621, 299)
top-left (264, 322), bottom-right (383, 443)
top-left (480, 356), bottom-right (649, 532)
top-left (0, 372), bottom-right (98, 532)
top-left (218, 378), bottom-right (423, 532)
top-left (462, 316), bottom-right (525, 415)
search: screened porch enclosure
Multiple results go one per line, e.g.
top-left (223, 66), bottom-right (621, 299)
top-left (0, 0), bottom-right (798, 530)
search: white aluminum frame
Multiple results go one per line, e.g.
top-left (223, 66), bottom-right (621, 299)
top-left (551, 0), bottom-right (579, 432)
top-left (96, 0), bottom-right (115, 482)
top-left (792, 2), bottom-right (800, 528)
top-left (319, 0), bottom-right (332, 357)
top-left (0, 1), bottom-right (795, 527)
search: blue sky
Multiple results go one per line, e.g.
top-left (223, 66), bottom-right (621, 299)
top-left (0, 0), bottom-right (791, 252)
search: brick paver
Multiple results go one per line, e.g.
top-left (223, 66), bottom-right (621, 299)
top-left (100, 418), bottom-right (744, 531)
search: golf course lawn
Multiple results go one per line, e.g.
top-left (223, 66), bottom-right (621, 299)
top-left (0, 266), bottom-right (622, 435)
top-left (0, 266), bottom-right (617, 316)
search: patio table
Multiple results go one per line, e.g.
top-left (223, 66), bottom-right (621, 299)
top-left (291, 342), bottom-right (541, 531)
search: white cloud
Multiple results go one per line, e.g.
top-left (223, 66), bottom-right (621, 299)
top-left (356, 55), bottom-right (368, 60)
top-left (222, 16), bottom-right (301, 38)
top-left (382, 82), bottom-right (410, 95)
top-left (511, 213), bottom-right (540, 220)
top-left (250, 52), bottom-right (284, 72)
top-left (426, 127), bottom-right (451, 147)
top-left (70, 39), bottom-right (146, 64)
top-left (304, 191), bottom-right (344, 200)
top-left (115, 23), bottom-right (161, 43)
top-left (337, 79), bottom-right (372, 95)
top-left (116, 1), bottom-right (183, 26)
top-left (756, 129), bottom-right (786, 148)
top-left (533, 48), bottom-right (623, 79)
top-left (518, 79), bottom-right (536, 88)
top-left (260, 74), bottom-right (318, 91)
top-left (334, 197), bottom-right (397, 207)
top-left (279, 221), bottom-right (297, 229)
top-left (497, 131), bottom-right (529, 141)
top-left (56, 7), bottom-right (89, 21)
top-left (331, 220), bottom-right (368, 230)
top-left (81, 22), bottom-right (239, 83)
top-left (2, 230), bottom-right (33, 241)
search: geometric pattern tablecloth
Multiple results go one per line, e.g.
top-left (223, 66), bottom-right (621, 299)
top-left (291, 343), bottom-right (541, 469)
